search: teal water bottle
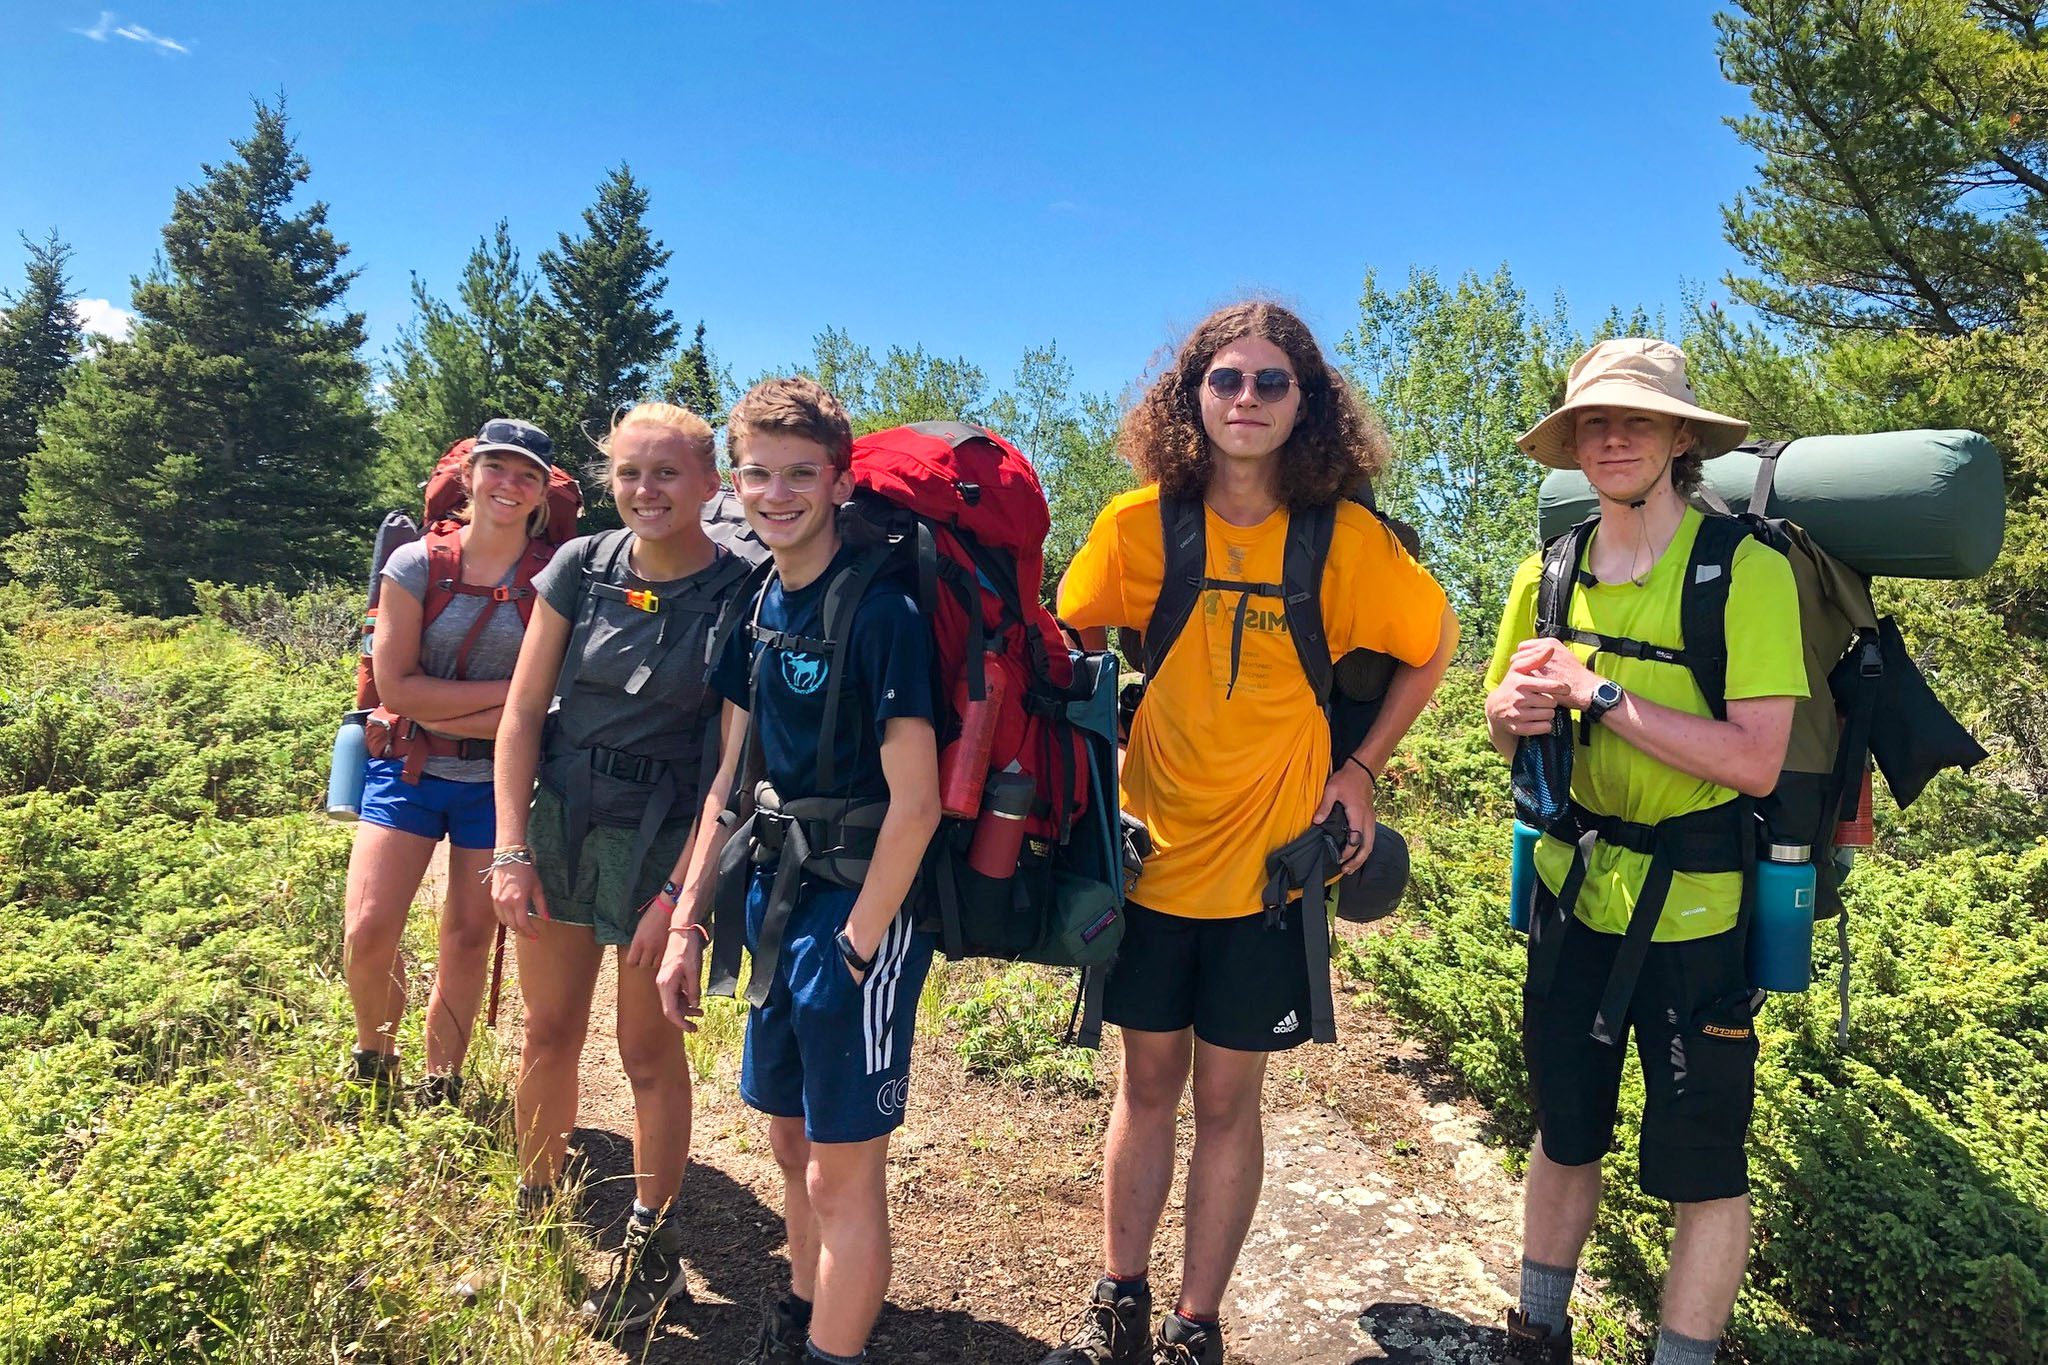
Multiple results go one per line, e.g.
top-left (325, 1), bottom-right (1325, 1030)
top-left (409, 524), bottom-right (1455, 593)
top-left (325, 710), bottom-right (370, 820)
top-left (1748, 842), bottom-right (1816, 992)
top-left (1509, 820), bottom-right (1541, 932)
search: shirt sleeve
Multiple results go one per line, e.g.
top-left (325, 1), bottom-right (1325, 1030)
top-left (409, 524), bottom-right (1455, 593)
top-left (378, 539), bottom-right (429, 605)
top-left (1722, 538), bottom-right (1810, 702)
top-left (709, 612), bottom-right (754, 710)
top-left (849, 589), bottom-right (934, 744)
top-left (1484, 556), bottom-right (1544, 691)
top-left (533, 536), bottom-right (589, 620)
top-left (1323, 509), bottom-right (1450, 667)
top-left (1056, 502), bottom-right (1129, 629)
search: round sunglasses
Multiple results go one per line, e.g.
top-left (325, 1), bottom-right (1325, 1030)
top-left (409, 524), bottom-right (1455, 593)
top-left (1204, 367), bottom-right (1301, 403)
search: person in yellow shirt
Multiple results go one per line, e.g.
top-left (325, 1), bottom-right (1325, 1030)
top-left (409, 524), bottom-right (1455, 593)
top-left (1044, 301), bottom-right (1456, 1365)
top-left (1484, 340), bottom-right (1805, 1365)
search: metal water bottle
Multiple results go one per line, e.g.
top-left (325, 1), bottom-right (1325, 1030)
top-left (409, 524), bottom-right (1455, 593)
top-left (1748, 842), bottom-right (1817, 993)
top-left (326, 709), bottom-right (371, 820)
top-left (938, 663), bottom-right (1007, 819)
top-left (1509, 820), bottom-right (1541, 932)
top-left (967, 770), bottom-right (1036, 879)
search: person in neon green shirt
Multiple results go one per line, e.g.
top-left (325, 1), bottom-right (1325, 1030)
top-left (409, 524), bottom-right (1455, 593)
top-left (1482, 340), bottom-right (1805, 1365)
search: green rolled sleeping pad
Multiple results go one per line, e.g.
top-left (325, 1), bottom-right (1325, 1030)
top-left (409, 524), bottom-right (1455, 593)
top-left (1537, 429), bottom-right (2005, 580)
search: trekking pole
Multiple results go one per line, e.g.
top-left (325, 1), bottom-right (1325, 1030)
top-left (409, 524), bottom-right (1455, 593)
top-left (485, 922), bottom-right (508, 1027)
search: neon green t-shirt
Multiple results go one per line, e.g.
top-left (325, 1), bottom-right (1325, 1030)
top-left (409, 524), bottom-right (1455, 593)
top-left (1485, 507), bottom-right (1808, 941)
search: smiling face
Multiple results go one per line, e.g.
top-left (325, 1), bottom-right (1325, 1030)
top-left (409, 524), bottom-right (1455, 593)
top-left (731, 428), bottom-right (853, 559)
top-left (1198, 335), bottom-right (1304, 465)
top-left (1574, 406), bottom-right (1695, 503)
top-left (608, 424), bottom-right (721, 543)
top-left (465, 452), bottom-right (548, 533)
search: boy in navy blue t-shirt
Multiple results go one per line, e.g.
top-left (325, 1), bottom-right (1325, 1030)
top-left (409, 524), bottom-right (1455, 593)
top-left (658, 377), bottom-right (940, 1365)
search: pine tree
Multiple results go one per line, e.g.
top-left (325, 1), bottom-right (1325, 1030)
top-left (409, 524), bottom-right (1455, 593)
top-left (0, 232), bottom-right (84, 538)
top-left (7, 100), bottom-right (378, 613)
top-left (531, 165), bottom-right (678, 506)
top-left (662, 320), bottom-right (730, 425)
top-left (381, 219), bottom-right (547, 497)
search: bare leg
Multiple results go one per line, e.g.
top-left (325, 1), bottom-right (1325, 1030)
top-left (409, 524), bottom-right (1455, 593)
top-left (1662, 1195), bottom-right (1751, 1341)
top-left (342, 822), bottom-right (438, 1059)
top-left (1102, 1027), bottom-right (1193, 1278)
top-left (1176, 1039), bottom-right (1269, 1317)
top-left (513, 918), bottom-right (602, 1188)
top-left (423, 844), bottom-right (497, 1076)
top-left (806, 1134), bottom-right (893, 1358)
top-left (769, 1116), bottom-right (818, 1299)
top-left (614, 945), bottom-right (693, 1211)
top-left (1522, 1135), bottom-right (1603, 1269)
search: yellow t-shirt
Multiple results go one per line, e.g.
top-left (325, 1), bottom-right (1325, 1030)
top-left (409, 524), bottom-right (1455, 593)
top-left (1484, 507), bottom-right (1808, 940)
top-left (1059, 485), bottom-right (1447, 919)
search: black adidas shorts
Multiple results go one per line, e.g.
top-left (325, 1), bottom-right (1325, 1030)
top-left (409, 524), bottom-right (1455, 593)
top-left (1101, 901), bottom-right (1316, 1052)
top-left (1522, 905), bottom-right (1761, 1204)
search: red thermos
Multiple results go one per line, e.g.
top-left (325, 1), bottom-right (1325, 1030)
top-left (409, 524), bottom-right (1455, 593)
top-left (938, 663), bottom-right (1006, 819)
top-left (968, 771), bottom-right (1037, 879)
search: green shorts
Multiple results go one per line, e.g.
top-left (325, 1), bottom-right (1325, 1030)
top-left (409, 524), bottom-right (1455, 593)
top-left (527, 783), bottom-right (697, 946)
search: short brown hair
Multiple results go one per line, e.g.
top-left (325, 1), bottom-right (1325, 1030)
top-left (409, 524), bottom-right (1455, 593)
top-left (727, 376), bottom-right (854, 468)
top-left (1122, 300), bottom-right (1389, 510)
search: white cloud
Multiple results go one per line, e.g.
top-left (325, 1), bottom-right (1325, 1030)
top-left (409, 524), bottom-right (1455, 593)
top-left (71, 10), bottom-right (190, 54)
top-left (75, 298), bottom-right (136, 342)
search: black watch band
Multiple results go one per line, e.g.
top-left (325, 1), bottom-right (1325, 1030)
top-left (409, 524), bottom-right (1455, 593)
top-left (1587, 681), bottom-right (1625, 726)
top-left (835, 928), bottom-right (875, 973)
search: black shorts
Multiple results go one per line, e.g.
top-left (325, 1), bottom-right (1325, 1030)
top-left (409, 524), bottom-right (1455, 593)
top-left (1101, 901), bottom-right (1316, 1052)
top-left (1522, 905), bottom-right (1761, 1204)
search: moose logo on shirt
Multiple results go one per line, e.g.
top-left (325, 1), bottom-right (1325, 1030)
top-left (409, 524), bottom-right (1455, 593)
top-left (780, 651), bottom-right (828, 695)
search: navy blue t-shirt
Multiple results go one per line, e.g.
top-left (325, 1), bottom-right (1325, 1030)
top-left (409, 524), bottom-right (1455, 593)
top-left (710, 543), bottom-right (935, 801)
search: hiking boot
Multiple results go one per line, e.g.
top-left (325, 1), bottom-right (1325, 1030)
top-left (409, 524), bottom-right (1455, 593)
top-left (1152, 1313), bottom-right (1223, 1365)
top-left (579, 1213), bottom-right (689, 1336)
top-left (346, 1048), bottom-right (400, 1112)
top-left (1502, 1309), bottom-right (1572, 1364)
top-left (1037, 1276), bottom-right (1152, 1364)
top-left (411, 1072), bottom-right (462, 1109)
top-left (740, 1296), bottom-right (810, 1364)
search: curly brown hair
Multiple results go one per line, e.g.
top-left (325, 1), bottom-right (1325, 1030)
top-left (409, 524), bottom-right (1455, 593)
top-left (1121, 300), bottom-right (1390, 510)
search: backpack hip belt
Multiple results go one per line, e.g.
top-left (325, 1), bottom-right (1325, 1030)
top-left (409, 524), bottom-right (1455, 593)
top-left (364, 707), bottom-right (495, 784)
top-left (1530, 796), bottom-right (1755, 1046)
top-left (539, 739), bottom-right (681, 914)
top-left (707, 781), bottom-right (888, 1007)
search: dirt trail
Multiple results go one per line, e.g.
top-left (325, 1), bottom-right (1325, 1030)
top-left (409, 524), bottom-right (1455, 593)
top-left (462, 898), bottom-right (1531, 1365)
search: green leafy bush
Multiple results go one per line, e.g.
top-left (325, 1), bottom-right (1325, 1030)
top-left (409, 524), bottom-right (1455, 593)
top-left (945, 963), bottom-right (1100, 1093)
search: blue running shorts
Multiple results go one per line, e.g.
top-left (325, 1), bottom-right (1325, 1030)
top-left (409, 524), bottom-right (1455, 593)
top-left (357, 757), bottom-right (498, 850)
top-left (739, 872), bottom-right (934, 1144)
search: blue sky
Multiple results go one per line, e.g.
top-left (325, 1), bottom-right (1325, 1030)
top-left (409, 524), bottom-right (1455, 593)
top-left (0, 2), bottom-right (1760, 404)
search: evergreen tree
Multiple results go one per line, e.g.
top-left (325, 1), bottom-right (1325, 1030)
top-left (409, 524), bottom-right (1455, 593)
top-left (985, 342), bottom-right (1130, 597)
top-left (662, 320), bottom-right (731, 425)
top-left (0, 232), bottom-right (84, 537)
top-left (381, 220), bottom-right (546, 498)
top-left (6, 100), bottom-right (377, 613)
top-left (531, 165), bottom-right (678, 504)
top-left (1719, 0), bottom-right (2048, 335)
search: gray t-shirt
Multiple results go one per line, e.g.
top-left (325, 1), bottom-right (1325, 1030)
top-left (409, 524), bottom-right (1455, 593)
top-left (534, 532), bottom-right (748, 824)
top-left (381, 538), bottom-right (537, 782)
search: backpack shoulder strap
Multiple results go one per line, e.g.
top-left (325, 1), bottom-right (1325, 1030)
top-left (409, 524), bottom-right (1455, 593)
top-left (549, 530), bottom-right (634, 709)
top-left (422, 530), bottom-right (463, 629)
top-left (1678, 514), bottom-right (1757, 722)
top-left (1142, 494), bottom-right (1208, 680)
top-left (1282, 501), bottom-right (1336, 707)
top-left (1535, 516), bottom-right (1598, 641)
top-left (811, 546), bottom-right (895, 793)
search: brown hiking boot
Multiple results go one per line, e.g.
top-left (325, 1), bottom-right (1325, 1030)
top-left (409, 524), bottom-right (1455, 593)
top-left (1503, 1308), bottom-right (1572, 1363)
top-left (1152, 1312), bottom-right (1223, 1365)
top-left (1037, 1276), bottom-right (1152, 1365)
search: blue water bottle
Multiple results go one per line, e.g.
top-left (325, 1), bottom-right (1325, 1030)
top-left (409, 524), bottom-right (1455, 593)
top-left (1509, 820), bottom-right (1541, 932)
top-left (1747, 842), bottom-right (1816, 992)
top-left (326, 709), bottom-right (370, 820)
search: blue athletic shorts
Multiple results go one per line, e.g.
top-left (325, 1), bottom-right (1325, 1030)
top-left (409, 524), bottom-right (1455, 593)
top-left (357, 757), bottom-right (497, 850)
top-left (739, 872), bottom-right (934, 1144)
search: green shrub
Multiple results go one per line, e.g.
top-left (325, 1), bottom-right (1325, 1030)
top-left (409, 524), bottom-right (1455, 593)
top-left (945, 963), bottom-right (1100, 1093)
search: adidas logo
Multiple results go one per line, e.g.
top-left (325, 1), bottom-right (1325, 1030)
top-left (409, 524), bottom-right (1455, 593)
top-left (1272, 1011), bottom-right (1299, 1035)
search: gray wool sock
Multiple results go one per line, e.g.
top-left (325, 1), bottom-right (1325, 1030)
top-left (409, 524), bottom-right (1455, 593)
top-left (806, 1341), bottom-right (866, 1365)
top-left (1653, 1326), bottom-right (1720, 1365)
top-left (1518, 1257), bottom-right (1576, 1333)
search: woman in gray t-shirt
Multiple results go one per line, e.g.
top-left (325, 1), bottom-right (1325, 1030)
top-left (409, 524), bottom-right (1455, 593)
top-left (344, 418), bottom-right (568, 1111)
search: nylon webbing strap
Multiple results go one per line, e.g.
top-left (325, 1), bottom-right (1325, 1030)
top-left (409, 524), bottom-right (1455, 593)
top-left (811, 546), bottom-right (892, 793)
top-left (1261, 807), bottom-right (1349, 1045)
top-left (707, 809), bottom-right (757, 999)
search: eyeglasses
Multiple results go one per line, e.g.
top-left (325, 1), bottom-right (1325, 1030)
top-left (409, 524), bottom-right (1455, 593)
top-left (732, 462), bottom-right (826, 494)
top-left (1204, 367), bottom-right (1300, 403)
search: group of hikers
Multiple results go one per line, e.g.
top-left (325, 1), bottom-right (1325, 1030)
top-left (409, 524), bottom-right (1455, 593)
top-left (337, 301), bottom-right (1797, 1365)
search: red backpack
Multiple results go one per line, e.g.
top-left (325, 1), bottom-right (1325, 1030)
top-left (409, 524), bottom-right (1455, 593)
top-left (707, 422), bottom-right (1134, 1009)
top-left (357, 437), bottom-right (584, 781)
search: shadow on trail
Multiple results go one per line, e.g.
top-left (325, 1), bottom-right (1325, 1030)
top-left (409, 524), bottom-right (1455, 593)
top-left (564, 1125), bottom-right (1053, 1364)
top-left (1355, 1302), bottom-right (1507, 1364)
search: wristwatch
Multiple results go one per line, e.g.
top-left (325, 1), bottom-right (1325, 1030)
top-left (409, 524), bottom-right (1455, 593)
top-left (1585, 679), bottom-right (1625, 727)
top-left (835, 928), bottom-right (875, 974)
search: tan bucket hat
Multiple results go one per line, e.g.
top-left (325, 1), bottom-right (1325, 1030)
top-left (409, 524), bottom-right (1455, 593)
top-left (1516, 338), bottom-right (1749, 469)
